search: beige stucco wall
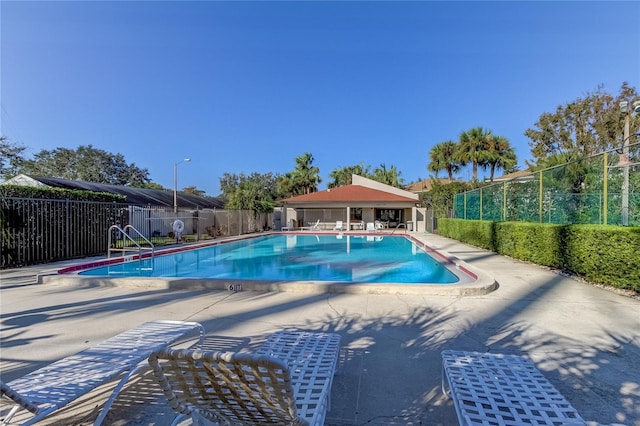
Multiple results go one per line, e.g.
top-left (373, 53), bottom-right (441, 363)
top-left (352, 174), bottom-right (419, 200)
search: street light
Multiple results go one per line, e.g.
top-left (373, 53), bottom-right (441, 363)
top-left (173, 158), bottom-right (191, 213)
top-left (619, 100), bottom-right (640, 226)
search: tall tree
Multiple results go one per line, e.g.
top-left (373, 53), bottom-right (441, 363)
top-left (220, 172), bottom-right (277, 213)
top-left (328, 163), bottom-right (371, 188)
top-left (456, 127), bottom-right (492, 181)
top-left (17, 144), bottom-right (150, 186)
top-left (371, 163), bottom-right (403, 187)
top-left (288, 153), bottom-right (321, 195)
top-left (428, 140), bottom-right (461, 180)
top-left (484, 135), bottom-right (517, 181)
top-left (420, 180), bottom-right (470, 219)
top-left (525, 82), bottom-right (639, 167)
top-left (0, 136), bottom-right (26, 180)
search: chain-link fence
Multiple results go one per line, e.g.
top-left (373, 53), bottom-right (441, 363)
top-left (454, 144), bottom-right (640, 226)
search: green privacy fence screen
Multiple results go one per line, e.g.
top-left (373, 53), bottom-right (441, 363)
top-left (454, 143), bottom-right (640, 226)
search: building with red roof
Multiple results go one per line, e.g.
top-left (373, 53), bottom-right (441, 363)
top-left (278, 175), bottom-right (424, 231)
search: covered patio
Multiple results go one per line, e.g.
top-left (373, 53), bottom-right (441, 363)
top-left (279, 175), bottom-right (425, 232)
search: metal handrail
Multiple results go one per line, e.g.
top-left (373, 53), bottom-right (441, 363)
top-left (390, 223), bottom-right (407, 235)
top-left (108, 225), bottom-right (155, 260)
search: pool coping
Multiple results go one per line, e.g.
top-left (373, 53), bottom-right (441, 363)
top-left (42, 232), bottom-right (497, 296)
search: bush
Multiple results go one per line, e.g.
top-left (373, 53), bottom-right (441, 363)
top-left (1, 185), bottom-right (125, 202)
top-left (437, 219), bottom-right (495, 250)
top-left (438, 218), bottom-right (639, 292)
top-left (562, 225), bottom-right (639, 290)
top-left (494, 222), bottom-right (564, 268)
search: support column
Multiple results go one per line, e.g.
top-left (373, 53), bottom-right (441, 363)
top-left (346, 206), bottom-right (351, 230)
top-left (282, 205), bottom-right (287, 231)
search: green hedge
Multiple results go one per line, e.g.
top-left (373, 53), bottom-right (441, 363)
top-left (561, 225), bottom-right (640, 289)
top-left (435, 218), bottom-right (495, 250)
top-left (0, 185), bottom-right (125, 202)
top-left (438, 218), bottom-right (640, 292)
top-left (494, 222), bottom-right (564, 268)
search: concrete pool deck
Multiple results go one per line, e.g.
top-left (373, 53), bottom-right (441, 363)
top-left (1, 232), bottom-right (639, 425)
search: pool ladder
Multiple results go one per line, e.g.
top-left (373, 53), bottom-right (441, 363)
top-left (390, 223), bottom-right (407, 235)
top-left (108, 225), bottom-right (155, 261)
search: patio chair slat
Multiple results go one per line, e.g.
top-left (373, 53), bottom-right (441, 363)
top-left (441, 350), bottom-right (586, 426)
top-left (0, 320), bottom-right (203, 425)
top-left (149, 330), bottom-right (340, 426)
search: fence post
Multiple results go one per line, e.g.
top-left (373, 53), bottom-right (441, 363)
top-left (65, 199), bottom-right (70, 259)
top-left (502, 182), bottom-right (506, 221)
top-left (464, 192), bottom-right (467, 220)
top-left (194, 208), bottom-right (199, 242)
top-left (539, 170), bottom-right (543, 223)
top-left (603, 151), bottom-right (608, 225)
top-left (479, 187), bottom-right (483, 221)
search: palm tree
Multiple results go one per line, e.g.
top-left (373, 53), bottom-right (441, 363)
top-left (328, 163), bottom-right (371, 188)
top-left (371, 163), bottom-right (403, 187)
top-left (291, 153), bottom-right (321, 195)
top-left (428, 140), bottom-right (461, 180)
top-left (484, 135), bottom-right (517, 181)
top-left (456, 127), bottom-right (492, 181)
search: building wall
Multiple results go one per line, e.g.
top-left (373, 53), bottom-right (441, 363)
top-left (352, 174), bottom-right (419, 200)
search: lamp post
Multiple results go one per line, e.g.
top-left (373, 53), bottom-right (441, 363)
top-left (173, 158), bottom-right (191, 213)
top-left (619, 100), bottom-right (640, 226)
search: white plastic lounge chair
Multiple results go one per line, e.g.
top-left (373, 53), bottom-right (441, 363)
top-left (333, 221), bottom-right (345, 231)
top-left (301, 219), bottom-right (320, 231)
top-left (365, 222), bottom-right (375, 232)
top-left (441, 350), bottom-right (585, 426)
top-left (0, 320), bottom-right (204, 426)
top-left (148, 330), bottom-right (341, 426)
top-left (281, 220), bottom-right (295, 231)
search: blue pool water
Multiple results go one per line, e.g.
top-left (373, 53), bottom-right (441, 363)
top-left (80, 235), bottom-right (459, 284)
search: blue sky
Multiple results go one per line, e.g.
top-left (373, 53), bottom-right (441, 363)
top-left (2, 1), bottom-right (639, 196)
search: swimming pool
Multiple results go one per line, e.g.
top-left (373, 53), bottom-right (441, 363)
top-left (80, 234), bottom-right (459, 284)
top-left (54, 233), bottom-right (496, 295)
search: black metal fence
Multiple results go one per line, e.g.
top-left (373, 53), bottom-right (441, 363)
top-left (1, 198), bottom-right (273, 269)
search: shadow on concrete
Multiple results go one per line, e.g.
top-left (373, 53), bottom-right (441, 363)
top-left (1, 238), bottom-right (639, 425)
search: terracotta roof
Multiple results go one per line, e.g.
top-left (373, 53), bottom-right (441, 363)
top-left (280, 185), bottom-right (417, 204)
